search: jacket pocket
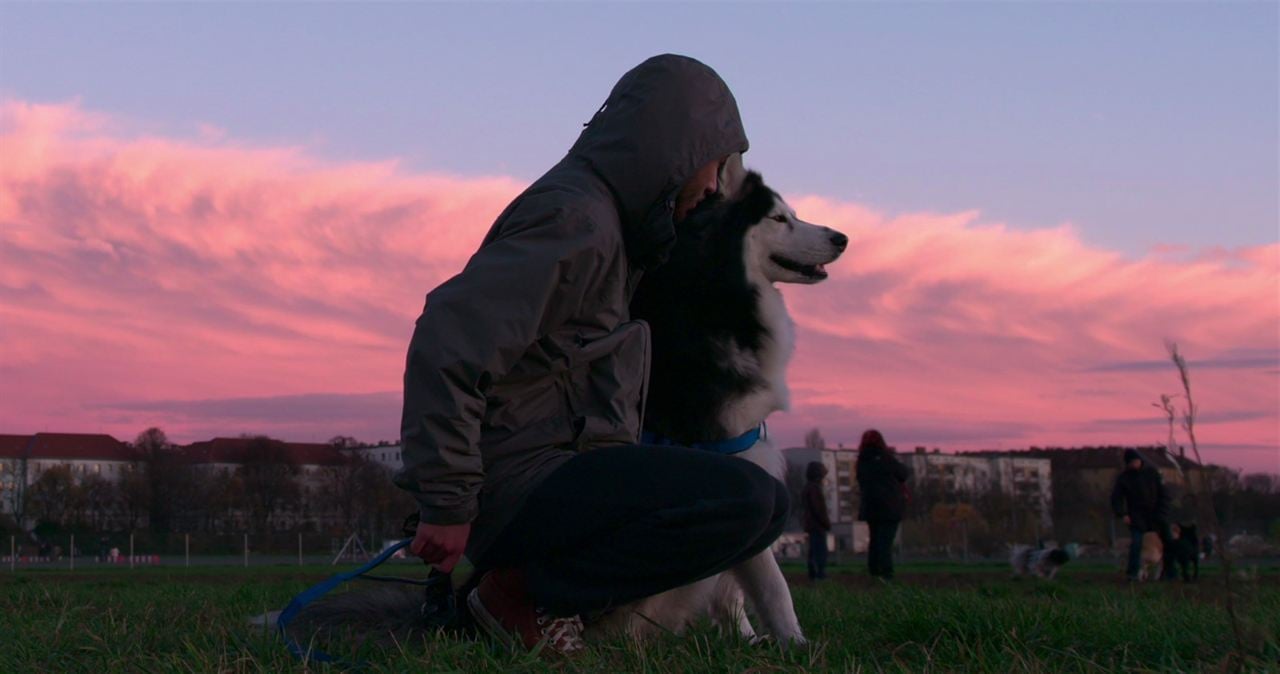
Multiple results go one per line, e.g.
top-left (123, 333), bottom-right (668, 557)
top-left (563, 319), bottom-right (650, 450)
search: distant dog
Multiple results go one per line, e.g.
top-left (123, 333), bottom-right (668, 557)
top-left (1010, 545), bottom-right (1071, 580)
top-left (1167, 523), bottom-right (1200, 582)
top-left (1138, 532), bottom-right (1164, 581)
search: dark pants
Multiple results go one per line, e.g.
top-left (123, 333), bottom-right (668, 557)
top-left (807, 530), bottom-right (829, 580)
top-left (867, 520), bottom-right (899, 579)
top-left (478, 445), bottom-right (790, 615)
top-left (1126, 523), bottom-right (1176, 580)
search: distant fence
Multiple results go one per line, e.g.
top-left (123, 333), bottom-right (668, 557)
top-left (3, 530), bottom-right (412, 570)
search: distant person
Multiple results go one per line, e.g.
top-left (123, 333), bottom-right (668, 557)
top-left (801, 461), bottom-right (831, 581)
top-left (856, 430), bottom-right (910, 581)
top-left (1110, 449), bottom-right (1175, 581)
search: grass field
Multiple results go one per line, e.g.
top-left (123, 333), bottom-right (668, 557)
top-left (1, 561), bottom-right (1277, 672)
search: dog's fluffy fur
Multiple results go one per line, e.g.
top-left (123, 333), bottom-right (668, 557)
top-left (591, 164), bottom-right (846, 645)
top-left (1009, 545), bottom-right (1071, 580)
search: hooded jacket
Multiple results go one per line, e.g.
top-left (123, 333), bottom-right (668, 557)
top-left (394, 55), bottom-right (749, 562)
top-left (1110, 449), bottom-right (1171, 531)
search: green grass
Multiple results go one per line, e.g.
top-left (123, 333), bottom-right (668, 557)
top-left (1, 562), bottom-right (1276, 672)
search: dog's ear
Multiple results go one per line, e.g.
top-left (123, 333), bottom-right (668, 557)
top-left (718, 152), bottom-right (748, 200)
top-left (733, 171), bottom-right (774, 223)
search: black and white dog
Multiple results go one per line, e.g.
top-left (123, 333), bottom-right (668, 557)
top-left (587, 160), bottom-right (847, 645)
top-left (1010, 544), bottom-right (1073, 580)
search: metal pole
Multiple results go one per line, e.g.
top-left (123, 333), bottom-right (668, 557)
top-left (185, 533), bottom-right (190, 568)
top-left (297, 533), bottom-right (302, 567)
top-left (243, 533), bottom-right (248, 568)
top-left (129, 533), bottom-right (134, 569)
top-left (69, 534), bottom-right (74, 571)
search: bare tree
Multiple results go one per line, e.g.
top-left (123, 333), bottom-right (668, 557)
top-left (327, 435), bottom-right (363, 449)
top-left (318, 454), bottom-right (386, 533)
top-left (804, 428), bottom-right (826, 450)
top-left (118, 462), bottom-right (150, 530)
top-left (77, 473), bottom-right (118, 531)
top-left (236, 436), bottom-right (301, 533)
top-left (202, 469), bottom-right (245, 533)
top-left (132, 427), bottom-right (196, 534)
top-left (25, 466), bottom-right (76, 527)
top-left (1242, 473), bottom-right (1276, 494)
top-left (1166, 341), bottom-right (1244, 661)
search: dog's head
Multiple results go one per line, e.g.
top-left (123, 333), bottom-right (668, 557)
top-left (694, 170), bottom-right (846, 285)
top-left (1047, 548), bottom-right (1071, 566)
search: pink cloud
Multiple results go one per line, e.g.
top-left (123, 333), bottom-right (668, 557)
top-left (1, 99), bottom-right (1276, 473)
top-left (775, 195), bottom-right (1278, 471)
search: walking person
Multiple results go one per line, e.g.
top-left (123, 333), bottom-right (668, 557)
top-left (801, 461), bottom-right (831, 581)
top-left (1111, 449), bottom-right (1175, 581)
top-left (856, 430), bottom-right (910, 581)
top-left (395, 55), bottom-right (787, 656)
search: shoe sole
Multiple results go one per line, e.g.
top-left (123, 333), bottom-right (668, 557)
top-left (467, 587), bottom-right (520, 651)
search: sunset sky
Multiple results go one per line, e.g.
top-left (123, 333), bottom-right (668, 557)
top-left (1, 4), bottom-right (1276, 473)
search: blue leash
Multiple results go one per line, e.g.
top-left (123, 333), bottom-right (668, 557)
top-left (277, 538), bottom-right (450, 664)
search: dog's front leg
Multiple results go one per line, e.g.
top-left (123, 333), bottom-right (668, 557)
top-left (709, 574), bottom-right (757, 642)
top-left (730, 549), bottom-right (805, 645)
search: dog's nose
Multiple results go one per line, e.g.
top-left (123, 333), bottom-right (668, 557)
top-left (830, 232), bottom-right (848, 251)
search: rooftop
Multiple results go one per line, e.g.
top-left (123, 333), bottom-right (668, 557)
top-left (182, 437), bottom-right (347, 466)
top-left (0, 432), bottom-right (132, 461)
top-left (961, 446), bottom-right (1202, 471)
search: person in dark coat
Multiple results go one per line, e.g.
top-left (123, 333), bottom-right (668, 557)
top-left (396, 55), bottom-right (786, 654)
top-left (801, 461), bottom-right (831, 581)
top-left (856, 429), bottom-right (910, 580)
top-left (1111, 448), bottom-right (1175, 581)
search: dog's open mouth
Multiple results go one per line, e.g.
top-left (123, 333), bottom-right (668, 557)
top-left (770, 254), bottom-right (828, 280)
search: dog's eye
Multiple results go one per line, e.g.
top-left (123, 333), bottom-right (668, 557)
top-left (771, 215), bottom-right (787, 223)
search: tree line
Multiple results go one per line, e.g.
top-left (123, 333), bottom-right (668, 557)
top-left (16, 428), bottom-right (418, 542)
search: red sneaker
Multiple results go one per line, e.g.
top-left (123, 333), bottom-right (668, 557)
top-left (467, 568), bottom-right (585, 655)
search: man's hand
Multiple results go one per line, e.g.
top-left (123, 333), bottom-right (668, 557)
top-left (410, 521), bottom-right (471, 573)
top-left (1123, 515), bottom-right (1131, 526)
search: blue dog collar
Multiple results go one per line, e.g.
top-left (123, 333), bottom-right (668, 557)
top-left (641, 424), bottom-right (763, 455)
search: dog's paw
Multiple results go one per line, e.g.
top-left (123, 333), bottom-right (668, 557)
top-left (785, 633), bottom-right (808, 648)
top-left (750, 631), bottom-right (807, 648)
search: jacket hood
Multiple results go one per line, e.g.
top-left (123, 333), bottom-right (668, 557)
top-left (569, 54), bottom-right (749, 268)
top-left (1123, 448), bottom-right (1145, 466)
